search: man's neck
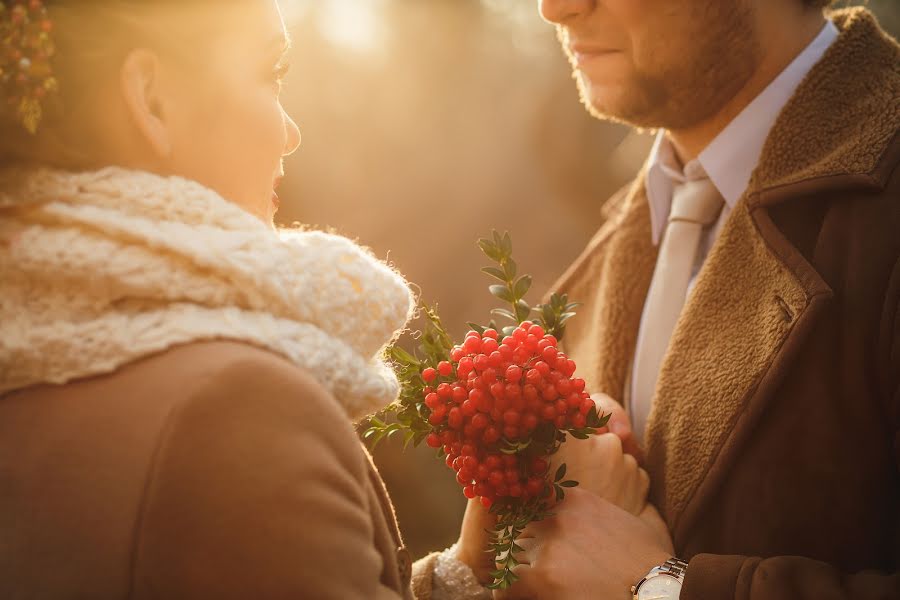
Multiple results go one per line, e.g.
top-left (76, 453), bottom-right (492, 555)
top-left (669, 10), bottom-right (828, 163)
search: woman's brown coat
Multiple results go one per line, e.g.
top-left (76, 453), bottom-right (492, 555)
top-left (0, 340), bottom-right (434, 599)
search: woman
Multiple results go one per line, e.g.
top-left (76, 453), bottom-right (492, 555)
top-left (0, 1), bottom-right (660, 598)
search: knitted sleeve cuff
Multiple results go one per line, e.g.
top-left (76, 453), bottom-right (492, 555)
top-left (431, 544), bottom-right (492, 600)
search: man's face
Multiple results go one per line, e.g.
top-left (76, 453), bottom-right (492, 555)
top-left (539, 0), bottom-right (762, 130)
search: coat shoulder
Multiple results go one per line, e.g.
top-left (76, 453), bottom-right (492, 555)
top-left (143, 340), bottom-right (367, 475)
top-left (544, 179), bottom-right (638, 301)
top-left (124, 340), bottom-right (357, 437)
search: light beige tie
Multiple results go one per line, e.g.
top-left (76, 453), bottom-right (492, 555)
top-left (630, 173), bottom-right (723, 443)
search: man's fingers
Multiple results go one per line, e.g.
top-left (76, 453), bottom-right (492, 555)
top-left (591, 392), bottom-right (645, 463)
top-left (591, 393), bottom-right (631, 433)
top-left (620, 430), bottom-right (645, 463)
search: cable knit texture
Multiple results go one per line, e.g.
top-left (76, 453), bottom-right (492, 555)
top-left (432, 545), bottom-right (492, 600)
top-left (0, 167), bottom-right (416, 420)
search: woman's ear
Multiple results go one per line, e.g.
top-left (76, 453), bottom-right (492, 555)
top-left (119, 48), bottom-right (172, 160)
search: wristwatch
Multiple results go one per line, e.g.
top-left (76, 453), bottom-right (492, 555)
top-left (631, 557), bottom-right (688, 600)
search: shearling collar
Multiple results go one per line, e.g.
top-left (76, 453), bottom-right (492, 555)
top-left (749, 7), bottom-right (900, 202)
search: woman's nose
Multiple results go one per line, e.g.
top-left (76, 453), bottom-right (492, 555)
top-left (282, 109), bottom-right (301, 156)
top-left (538, 0), bottom-right (593, 24)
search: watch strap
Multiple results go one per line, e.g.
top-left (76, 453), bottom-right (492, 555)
top-left (658, 557), bottom-right (689, 581)
top-left (632, 557), bottom-right (689, 600)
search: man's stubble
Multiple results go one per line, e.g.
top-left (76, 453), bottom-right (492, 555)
top-left (566, 0), bottom-right (762, 132)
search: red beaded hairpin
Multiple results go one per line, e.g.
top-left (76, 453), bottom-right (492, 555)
top-left (0, 0), bottom-right (57, 134)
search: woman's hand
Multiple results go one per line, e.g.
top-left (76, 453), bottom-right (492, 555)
top-left (454, 498), bottom-right (497, 584)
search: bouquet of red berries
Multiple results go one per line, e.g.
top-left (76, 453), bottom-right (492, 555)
top-left (365, 231), bottom-right (609, 589)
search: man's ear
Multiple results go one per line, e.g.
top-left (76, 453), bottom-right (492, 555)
top-left (119, 48), bottom-right (172, 159)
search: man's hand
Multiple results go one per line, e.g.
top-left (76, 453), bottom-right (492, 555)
top-left (591, 392), bottom-right (644, 462)
top-left (494, 488), bottom-right (675, 600)
top-left (554, 432), bottom-right (649, 516)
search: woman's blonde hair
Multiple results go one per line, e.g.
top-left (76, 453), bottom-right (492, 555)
top-left (0, 1), bottom-right (206, 169)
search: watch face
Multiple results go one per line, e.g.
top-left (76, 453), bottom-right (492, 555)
top-left (637, 574), bottom-right (683, 599)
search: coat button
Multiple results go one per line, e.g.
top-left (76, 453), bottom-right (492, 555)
top-left (396, 545), bottom-right (412, 583)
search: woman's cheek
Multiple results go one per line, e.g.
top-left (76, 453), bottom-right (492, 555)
top-left (235, 93), bottom-right (286, 215)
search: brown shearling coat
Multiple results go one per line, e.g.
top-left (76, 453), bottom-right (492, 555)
top-left (0, 340), bottom-right (435, 599)
top-left (550, 8), bottom-right (900, 599)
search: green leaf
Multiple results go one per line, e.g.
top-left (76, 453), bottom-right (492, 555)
top-left (559, 480), bottom-right (579, 488)
top-left (490, 284), bottom-right (515, 303)
top-left (478, 239), bottom-right (502, 262)
top-left (555, 463), bottom-right (567, 482)
top-left (370, 430), bottom-right (387, 449)
top-left (466, 322), bottom-right (487, 335)
top-left (515, 299), bottom-right (531, 322)
top-left (503, 258), bottom-right (517, 280)
top-left (513, 275), bottom-right (532, 299)
top-left (541, 303), bottom-right (555, 322)
top-left (501, 231), bottom-right (513, 255)
top-left (390, 346), bottom-right (419, 364)
top-left (402, 430), bottom-right (416, 449)
top-left (491, 308), bottom-right (517, 322)
top-left (481, 266), bottom-right (508, 282)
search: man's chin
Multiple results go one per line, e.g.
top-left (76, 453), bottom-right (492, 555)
top-left (579, 87), bottom-right (652, 128)
top-left (576, 77), bottom-right (676, 131)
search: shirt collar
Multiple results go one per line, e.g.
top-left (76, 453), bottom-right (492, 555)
top-left (645, 20), bottom-right (839, 245)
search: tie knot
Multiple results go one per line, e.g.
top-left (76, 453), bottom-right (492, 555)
top-left (669, 178), bottom-right (723, 227)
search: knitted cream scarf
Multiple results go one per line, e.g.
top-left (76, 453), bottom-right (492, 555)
top-left (0, 167), bottom-right (415, 420)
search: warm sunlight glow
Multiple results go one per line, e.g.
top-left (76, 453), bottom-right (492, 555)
top-left (285, 0), bottom-right (385, 54)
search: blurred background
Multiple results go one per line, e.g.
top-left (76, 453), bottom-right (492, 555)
top-left (275, 0), bottom-right (900, 559)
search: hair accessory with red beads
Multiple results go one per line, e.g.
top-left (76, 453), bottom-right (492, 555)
top-left (0, 0), bottom-right (57, 134)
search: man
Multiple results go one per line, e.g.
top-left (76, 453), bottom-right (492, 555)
top-left (501, 1), bottom-right (900, 598)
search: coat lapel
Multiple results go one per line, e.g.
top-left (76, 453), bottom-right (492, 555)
top-left (643, 197), bottom-right (832, 541)
top-left (551, 173), bottom-right (658, 401)
top-left (643, 6), bottom-right (898, 542)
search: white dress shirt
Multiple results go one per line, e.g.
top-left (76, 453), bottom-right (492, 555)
top-left (629, 21), bottom-right (839, 430)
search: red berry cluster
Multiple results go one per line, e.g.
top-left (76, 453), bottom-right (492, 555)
top-left (420, 321), bottom-right (595, 507)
